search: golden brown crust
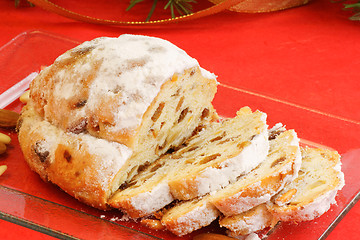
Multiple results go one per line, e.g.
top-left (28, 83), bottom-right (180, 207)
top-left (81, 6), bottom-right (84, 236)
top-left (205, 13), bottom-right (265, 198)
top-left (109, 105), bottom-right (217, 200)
top-left (18, 105), bottom-right (129, 210)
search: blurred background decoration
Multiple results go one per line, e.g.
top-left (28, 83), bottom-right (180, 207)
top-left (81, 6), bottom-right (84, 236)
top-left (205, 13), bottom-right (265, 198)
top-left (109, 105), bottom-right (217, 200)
top-left (12, 0), bottom-right (360, 23)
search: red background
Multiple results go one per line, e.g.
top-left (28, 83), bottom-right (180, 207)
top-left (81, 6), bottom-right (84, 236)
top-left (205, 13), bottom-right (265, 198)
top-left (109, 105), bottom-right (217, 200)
top-left (0, 0), bottom-right (359, 239)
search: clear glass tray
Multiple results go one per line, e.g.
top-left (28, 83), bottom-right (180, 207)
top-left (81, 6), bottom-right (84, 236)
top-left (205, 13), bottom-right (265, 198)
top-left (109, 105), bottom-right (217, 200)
top-left (0, 30), bottom-right (359, 240)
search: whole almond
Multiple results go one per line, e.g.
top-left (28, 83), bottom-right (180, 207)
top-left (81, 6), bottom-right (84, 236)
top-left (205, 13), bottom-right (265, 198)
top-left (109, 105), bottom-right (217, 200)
top-left (0, 165), bottom-right (7, 176)
top-left (0, 109), bottom-right (20, 128)
top-left (193, 233), bottom-right (234, 240)
top-left (20, 90), bottom-right (30, 104)
top-left (0, 142), bottom-right (6, 155)
top-left (0, 132), bottom-right (11, 145)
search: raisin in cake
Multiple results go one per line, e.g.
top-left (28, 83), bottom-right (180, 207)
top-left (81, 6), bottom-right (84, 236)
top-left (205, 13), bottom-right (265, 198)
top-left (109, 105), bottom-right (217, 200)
top-left (18, 34), bottom-right (218, 209)
top-left (109, 107), bottom-right (269, 218)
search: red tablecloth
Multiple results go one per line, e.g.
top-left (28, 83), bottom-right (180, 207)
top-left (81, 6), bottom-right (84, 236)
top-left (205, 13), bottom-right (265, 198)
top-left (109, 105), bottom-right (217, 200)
top-left (0, 0), bottom-right (359, 239)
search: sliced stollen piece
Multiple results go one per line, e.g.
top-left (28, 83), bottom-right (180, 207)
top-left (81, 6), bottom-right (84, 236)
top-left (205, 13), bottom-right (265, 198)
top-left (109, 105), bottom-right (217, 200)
top-left (18, 35), bottom-right (219, 209)
top-left (109, 107), bottom-right (269, 218)
top-left (268, 147), bottom-right (345, 221)
top-left (223, 147), bottom-right (345, 237)
top-left (210, 127), bottom-right (301, 216)
top-left (161, 195), bottom-right (220, 236)
top-left (17, 105), bottom-right (132, 209)
top-left (28, 34), bottom-right (218, 187)
top-left (158, 127), bottom-right (293, 237)
top-left (219, 203), bottom-right (277, 236)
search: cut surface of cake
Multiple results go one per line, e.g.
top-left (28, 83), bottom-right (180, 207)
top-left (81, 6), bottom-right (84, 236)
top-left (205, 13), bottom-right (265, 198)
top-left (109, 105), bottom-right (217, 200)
top-left (268, 147), bottom-right (345, 221)
top-left (210, 127), bottom-right (301, 216)
top-left (161, 195), bottom-right (220, 236)
top-left (222, 147), bottom-right (345, 237)
top-left (108, 107), bottom-right (269, 218)
top-left (158, 127), bottom-right (299, 236)
top-left (219, 203), bottom-right (276, 236)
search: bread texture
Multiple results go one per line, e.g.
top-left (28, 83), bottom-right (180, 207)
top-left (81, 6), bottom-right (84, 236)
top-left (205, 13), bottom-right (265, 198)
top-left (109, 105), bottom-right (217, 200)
top-left (223, 147), bottom-right (345, 237)
top-left (211, 127), bottom-right (301, 216)
top-left (108, 107), bottom-right (269, 218)
top-left (161, 195), bottom-right (220, 236)
top-left (157, 127), bottom-right (299, 236)
top-left (18, 34), bottom-right (218, 209)
top-left (219, 204), bottom-right (276, 236)
top-left (268, 147), bottom-right (345, 221)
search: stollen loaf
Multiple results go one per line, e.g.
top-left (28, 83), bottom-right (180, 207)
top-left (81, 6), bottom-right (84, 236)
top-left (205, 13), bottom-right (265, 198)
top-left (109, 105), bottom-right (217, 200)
top-left (18, 34), bottom-right (218, 209)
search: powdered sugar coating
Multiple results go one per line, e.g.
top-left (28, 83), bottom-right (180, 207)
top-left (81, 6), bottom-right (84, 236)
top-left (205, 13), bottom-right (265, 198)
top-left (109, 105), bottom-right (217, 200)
top-left (167, 201), bottom-right (219, 236)
top-left (53, 34), bottom-right (216, 131)
top-left (221, 192), bottom-right (272, 215)
top-left (271, 148), bottom-right (345, 221)
top-left (245, 233), bottom-right (261, 240)
top-left (275, 187), bottom-right (338, 222)
top-left (222, 207), bottom-right (271, 235)
top-left (129, 182), bottom-right (174, 216)
top-left (79, 133), bottom-right (133, 189)
top-left (279, 161), bottom-right (345, 221)
top-left (195, 116), bottom-right (269, 196)
top-left (212, 129), bottom-right (301, 216)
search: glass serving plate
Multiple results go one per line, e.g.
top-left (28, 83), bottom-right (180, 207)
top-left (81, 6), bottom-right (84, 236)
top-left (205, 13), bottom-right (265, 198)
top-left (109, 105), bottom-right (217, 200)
top-left (0, 30), bottom-right (359, 240)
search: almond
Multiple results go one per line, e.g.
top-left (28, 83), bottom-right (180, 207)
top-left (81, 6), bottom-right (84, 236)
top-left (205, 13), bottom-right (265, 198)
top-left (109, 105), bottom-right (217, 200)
top-left (140, 219), bottom-right (165, 230)
top-left (0, 109), bottom-right (20, 128)
top-left (193, 233), bottom-right (234, 240)
top-left (20, 90), bottom-right (30, 104)
top-left (0, 132), bottom-right (11, 145)
top-left (0, 165), bottom-right (7, 176)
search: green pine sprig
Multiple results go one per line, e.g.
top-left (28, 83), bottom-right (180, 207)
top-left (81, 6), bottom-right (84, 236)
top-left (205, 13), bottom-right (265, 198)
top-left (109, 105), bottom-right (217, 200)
top-left (343, 1), bottom-right (360, 20)
top-left (332, 0), bottom-right (360, 20)
top-left (14, 0), bottom-right (34, 7)
top-left (127, 0), bottom-right (197, 21)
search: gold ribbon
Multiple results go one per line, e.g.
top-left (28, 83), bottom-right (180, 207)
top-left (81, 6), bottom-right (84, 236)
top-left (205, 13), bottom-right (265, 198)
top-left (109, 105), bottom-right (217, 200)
top-left (27, 0), bottom-right (248, 25)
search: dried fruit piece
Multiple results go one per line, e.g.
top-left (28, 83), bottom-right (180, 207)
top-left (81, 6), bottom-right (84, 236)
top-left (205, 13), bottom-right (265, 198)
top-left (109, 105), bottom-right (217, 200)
top-left (178, 107), bottom-right (189, 123)
top-left (276, 188), bottom-right (297, 204)
top-left (271, 156), bottom-right (286, 168)
top-left (151, 102), bottom-right (165, 122)
top-left (0, 109), bottom-right (20, 128)
top-left (33, 140), bottom-right (50, 163)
